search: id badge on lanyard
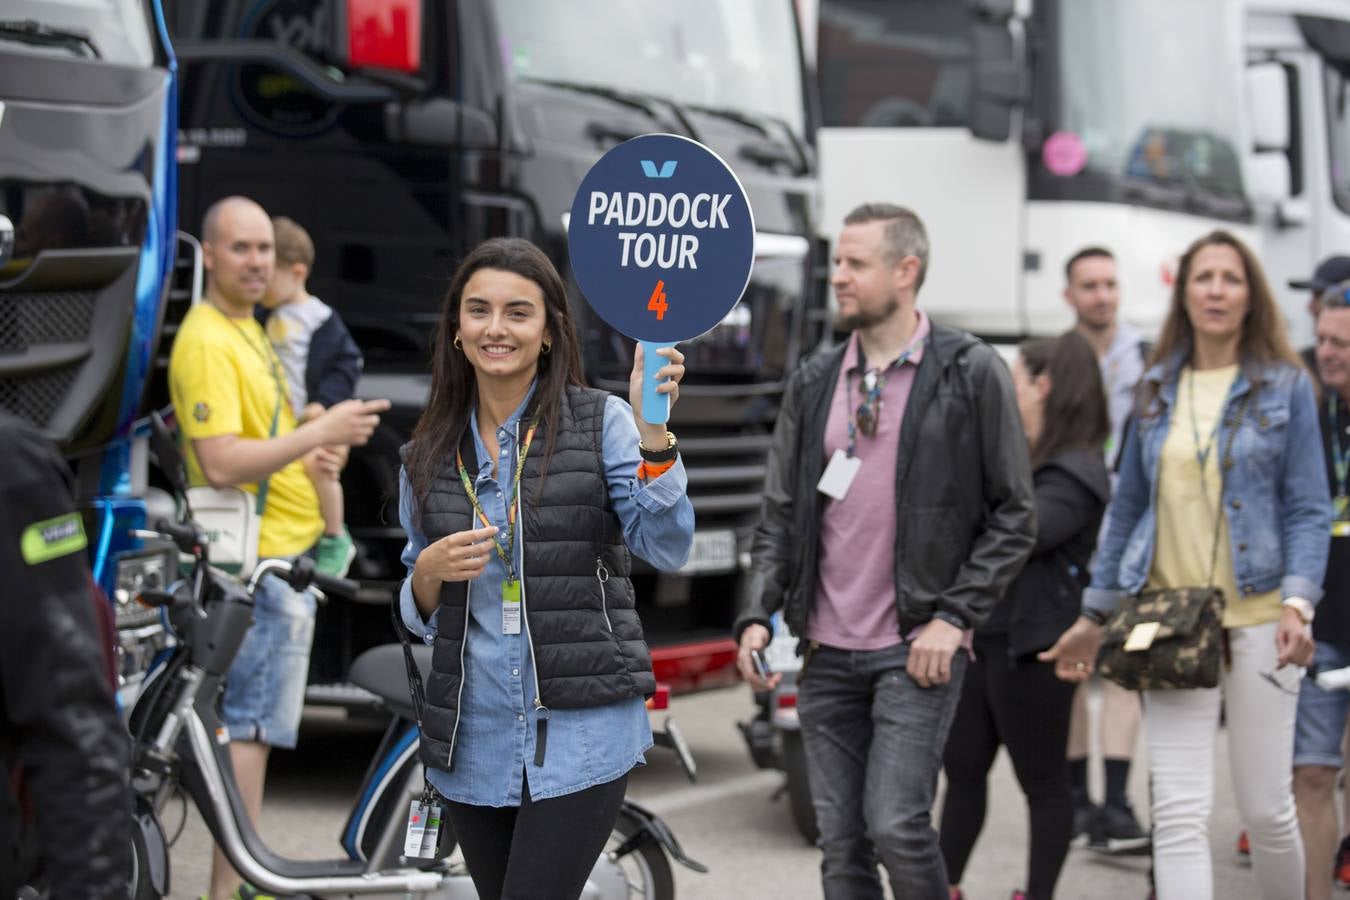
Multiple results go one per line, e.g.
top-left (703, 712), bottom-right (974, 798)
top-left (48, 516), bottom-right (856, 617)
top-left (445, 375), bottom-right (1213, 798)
top-left (502, 577), bottom-right (522, 635)
top-left (817, 449), bottom-right (861, 500)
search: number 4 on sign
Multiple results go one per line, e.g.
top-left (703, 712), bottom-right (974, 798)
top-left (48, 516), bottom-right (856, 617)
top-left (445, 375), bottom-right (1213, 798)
top-left (647, 280), bottom-right (669, 321)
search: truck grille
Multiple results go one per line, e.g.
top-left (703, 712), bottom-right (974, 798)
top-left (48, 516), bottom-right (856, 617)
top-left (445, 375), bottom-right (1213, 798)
top-left (0, 291), bottom-right (96, 350)
top-left (679, 427), bottom-right (774, 528)
top-left (0, 366), bottom-right (81, 428)
top-left (0, 290), bottom-right (94, 428)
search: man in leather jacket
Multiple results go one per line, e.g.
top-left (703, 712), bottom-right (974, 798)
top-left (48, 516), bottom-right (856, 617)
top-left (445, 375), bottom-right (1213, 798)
top-left (736, 203), bottom-right (1035, 900)
top-left (0, 411), bottom-right (131, 899)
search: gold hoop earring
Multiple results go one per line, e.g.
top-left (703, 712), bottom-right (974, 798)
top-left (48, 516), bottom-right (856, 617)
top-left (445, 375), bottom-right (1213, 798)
top-left (453, 334), bottom-right (462, 350)
top-left (541, 340), bottom-right (552, 355)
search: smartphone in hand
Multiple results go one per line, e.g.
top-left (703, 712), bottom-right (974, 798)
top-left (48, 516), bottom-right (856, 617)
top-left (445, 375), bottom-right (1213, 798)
top-left (751, 648), bottom-right (773, 680)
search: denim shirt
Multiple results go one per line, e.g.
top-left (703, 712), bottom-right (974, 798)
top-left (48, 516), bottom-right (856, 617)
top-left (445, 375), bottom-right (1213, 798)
top-left (398, 389), bottom-right (694, 805)
top-left (1084, 356), bottom-right (1330, 615)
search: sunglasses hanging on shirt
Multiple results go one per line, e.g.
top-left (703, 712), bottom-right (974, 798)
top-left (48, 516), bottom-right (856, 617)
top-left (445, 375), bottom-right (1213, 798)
top-left (845, 339), bottom-right (924, 457)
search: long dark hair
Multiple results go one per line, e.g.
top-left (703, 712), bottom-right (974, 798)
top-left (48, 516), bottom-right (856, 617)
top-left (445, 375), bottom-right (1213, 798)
top-left (1020, 331), bottom-right (1110, 469)
top-left (405, 238), bottom-right (586, 508)
top-left (1143, 230), bottom-right (1302, 408)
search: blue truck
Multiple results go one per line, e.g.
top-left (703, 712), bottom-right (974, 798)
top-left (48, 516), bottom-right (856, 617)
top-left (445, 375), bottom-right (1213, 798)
top-left (0, 0), bottom-right (183, 701)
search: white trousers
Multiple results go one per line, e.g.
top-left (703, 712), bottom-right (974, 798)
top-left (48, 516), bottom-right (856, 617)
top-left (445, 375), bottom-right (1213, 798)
top-left (1144, 621), bottom-right (1304, 900)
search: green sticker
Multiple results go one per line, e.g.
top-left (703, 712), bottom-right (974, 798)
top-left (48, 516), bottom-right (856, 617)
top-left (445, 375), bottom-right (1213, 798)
top-left (501, 578), bottom-right (521, 605)
top-left (20, 512), bottom-right (87, 565)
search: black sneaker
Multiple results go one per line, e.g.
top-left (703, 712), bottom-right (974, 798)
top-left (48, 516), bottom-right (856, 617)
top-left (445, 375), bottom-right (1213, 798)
top-left (1089, 801), bottom-right (1151, 855)
top-left (1071, 800), bottom-right (1100, 848)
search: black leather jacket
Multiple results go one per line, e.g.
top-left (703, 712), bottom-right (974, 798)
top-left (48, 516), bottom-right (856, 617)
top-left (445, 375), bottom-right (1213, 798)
top-left (735, 323), bottom-right (1036, 642)
top-left (982, 448), bottom-right (1110, 657)
top-left (0, 414), bottom-right (130, 900)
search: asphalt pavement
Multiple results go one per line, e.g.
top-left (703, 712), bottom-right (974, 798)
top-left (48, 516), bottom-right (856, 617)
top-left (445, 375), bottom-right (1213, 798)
top-left (165, 680), bottom-right (1266, 899)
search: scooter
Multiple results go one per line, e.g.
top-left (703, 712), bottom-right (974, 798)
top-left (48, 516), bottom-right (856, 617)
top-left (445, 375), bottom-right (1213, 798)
top-left (736, 618), bottom-right (817, 844)
top-left (123, 414), bottom-right (705, 899)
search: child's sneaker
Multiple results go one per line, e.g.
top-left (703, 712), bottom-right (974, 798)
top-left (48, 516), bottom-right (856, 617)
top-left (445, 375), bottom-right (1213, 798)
top-left (1335, 834), bottom-right (1350, 888)
top-left (315, 527), bottom-right (356, 579)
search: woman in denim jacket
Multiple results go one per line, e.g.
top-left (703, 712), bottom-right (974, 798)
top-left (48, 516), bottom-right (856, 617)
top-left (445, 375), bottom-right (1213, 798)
top-left (1041, 230), bottom-right (1329, 900)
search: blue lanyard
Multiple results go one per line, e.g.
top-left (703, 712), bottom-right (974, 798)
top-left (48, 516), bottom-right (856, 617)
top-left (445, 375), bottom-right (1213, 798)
top-left (1331, 395), bottom-right (1349, 499)
top-left (1186, 371), bottom-right (1223, 471)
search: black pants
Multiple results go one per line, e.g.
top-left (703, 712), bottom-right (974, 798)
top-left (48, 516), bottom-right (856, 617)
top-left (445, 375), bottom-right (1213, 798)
top-left (939, 633), bottom-right (1076, 899)
top-left (443, 772), bottom-right (628, 900)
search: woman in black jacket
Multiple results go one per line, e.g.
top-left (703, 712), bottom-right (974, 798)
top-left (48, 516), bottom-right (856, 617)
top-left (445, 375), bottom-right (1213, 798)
top-left (940, 331), bottom-right (1111, 900)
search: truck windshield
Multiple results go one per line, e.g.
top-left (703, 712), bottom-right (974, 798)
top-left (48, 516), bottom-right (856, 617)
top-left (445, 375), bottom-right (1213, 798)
top-left (495, 0), bottom-right (807, 139)
top-left (0, 0), bottom-right (155, 67)
top-left (1057, 0), bottom-right (1245, 201)
top-left (816, 0), bottom-right (973, 128)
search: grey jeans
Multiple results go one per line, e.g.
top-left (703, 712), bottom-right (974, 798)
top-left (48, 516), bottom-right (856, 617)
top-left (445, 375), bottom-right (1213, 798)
top-left (798, 642), bottom-right (967, 900)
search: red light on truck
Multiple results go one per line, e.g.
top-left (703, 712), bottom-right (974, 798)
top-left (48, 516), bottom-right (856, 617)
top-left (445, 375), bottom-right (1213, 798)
top-left (344, 0), bottom-right (422, 74)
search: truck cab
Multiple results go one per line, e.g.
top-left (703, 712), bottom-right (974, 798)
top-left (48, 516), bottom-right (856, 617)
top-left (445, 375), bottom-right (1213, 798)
top-left (0, 0), bottom-right (181, 700)
top-left (163, 0), bottom-right (826, 694)
top-left (807, 0), bottom-right (1350, 350)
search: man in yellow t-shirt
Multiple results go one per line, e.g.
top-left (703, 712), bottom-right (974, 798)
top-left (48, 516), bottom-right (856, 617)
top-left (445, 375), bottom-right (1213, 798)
top-left (169, 196), bottom-right (388, 900)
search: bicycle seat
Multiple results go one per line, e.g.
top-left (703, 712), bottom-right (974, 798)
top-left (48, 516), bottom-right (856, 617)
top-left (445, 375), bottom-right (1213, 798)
top-left (349, 643), bottom-right (432, 722)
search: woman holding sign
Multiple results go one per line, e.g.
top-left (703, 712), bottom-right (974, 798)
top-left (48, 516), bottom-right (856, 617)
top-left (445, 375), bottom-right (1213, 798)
top-left (396, 237), bottom-right (693, 900)
top-left (1041, 231), bottom-right (1328, 900)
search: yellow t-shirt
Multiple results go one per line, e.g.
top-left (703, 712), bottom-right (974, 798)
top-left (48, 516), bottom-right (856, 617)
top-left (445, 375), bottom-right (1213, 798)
top-left (169, 302), bottom-right (323, 559)
top-left (1149, 364), bottom-right (1282, 628)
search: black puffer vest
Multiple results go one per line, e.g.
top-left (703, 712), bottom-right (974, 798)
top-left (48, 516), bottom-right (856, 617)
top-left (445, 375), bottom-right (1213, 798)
top-left (415, 386), bottom-right (655, 770)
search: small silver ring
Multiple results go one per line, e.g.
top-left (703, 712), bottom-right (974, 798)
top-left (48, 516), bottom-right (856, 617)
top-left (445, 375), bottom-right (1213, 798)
top-left (1074, 662), bottom-right (1087, 671)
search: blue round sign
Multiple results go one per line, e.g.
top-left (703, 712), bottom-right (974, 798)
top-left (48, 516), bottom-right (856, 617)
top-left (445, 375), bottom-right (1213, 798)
top-left (568, 134), bottom-right (755, 343)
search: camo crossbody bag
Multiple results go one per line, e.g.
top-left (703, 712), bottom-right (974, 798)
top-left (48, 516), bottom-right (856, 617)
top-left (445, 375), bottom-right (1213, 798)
top-left (1097, 388), bottom-right (1250, 691)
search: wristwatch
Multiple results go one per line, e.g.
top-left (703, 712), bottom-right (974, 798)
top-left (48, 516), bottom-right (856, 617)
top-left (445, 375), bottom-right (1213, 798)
top-left (1281, 596), bottom-right (1315, 625)
top-left (638, 431), bottom-right (678, 463)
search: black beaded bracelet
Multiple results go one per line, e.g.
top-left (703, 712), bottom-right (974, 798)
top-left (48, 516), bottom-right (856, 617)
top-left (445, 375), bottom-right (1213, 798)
top-left (1080, 607), bottom-right (1108, 627)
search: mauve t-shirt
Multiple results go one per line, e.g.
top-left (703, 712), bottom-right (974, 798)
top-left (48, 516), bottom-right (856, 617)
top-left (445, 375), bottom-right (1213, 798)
top-left (807, 312), bottom-right (929, 651)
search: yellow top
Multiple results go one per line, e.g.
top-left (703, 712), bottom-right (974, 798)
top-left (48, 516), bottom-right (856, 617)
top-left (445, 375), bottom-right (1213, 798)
top-left (1149, 364), bottom-right (1282, 628)
top-left (169, 302), bottom-right (323, 559)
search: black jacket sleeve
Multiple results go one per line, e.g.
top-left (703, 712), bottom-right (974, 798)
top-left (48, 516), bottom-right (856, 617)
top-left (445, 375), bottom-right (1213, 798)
top-left (1033, 465), bottom-right (1105, 556)
top-left (306, 311), bottom-right (364, 408)
top-left (938, 346), bottom-right (1037, 627)
top-left (734, 365), bottom-right (805, 641)
top-left (0, 419), bottom-right (130, 900)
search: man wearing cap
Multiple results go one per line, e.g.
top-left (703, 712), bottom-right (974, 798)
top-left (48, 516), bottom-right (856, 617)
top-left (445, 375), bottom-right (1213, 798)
top-left (1291, 256), bottom-right (1350, 366)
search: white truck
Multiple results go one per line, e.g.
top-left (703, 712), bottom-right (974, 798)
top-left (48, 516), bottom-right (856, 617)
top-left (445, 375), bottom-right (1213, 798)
top-left (802, 0), bottom-right (1350, 349)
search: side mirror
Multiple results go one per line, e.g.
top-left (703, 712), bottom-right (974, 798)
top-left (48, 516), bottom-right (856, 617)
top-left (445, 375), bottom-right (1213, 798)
top-left (148, 411), bottom-right (188, 497)
top-left (969, 3), bottom-right (1026, 142)
top-left (333, 0), bottom-right (423, 75)
top-left (1248, 152), bottom-right (1291, 202)
top-left (1245, 62), bottom-right (1291, 152)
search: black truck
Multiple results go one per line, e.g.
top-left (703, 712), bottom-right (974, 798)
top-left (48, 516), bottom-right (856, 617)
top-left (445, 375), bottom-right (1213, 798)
top-left (162, 0), bottom-right (827, 696)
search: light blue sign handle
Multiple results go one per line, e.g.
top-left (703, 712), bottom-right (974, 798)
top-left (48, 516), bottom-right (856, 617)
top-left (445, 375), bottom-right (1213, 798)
top-left (640, 340), bottom-right (676, 425)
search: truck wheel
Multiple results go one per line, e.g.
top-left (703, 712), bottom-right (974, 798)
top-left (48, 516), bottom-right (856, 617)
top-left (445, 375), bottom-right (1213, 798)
top-left (602, 810), bottom-right (675, 900)
top-left (781, 730), bottom-right (819, 845)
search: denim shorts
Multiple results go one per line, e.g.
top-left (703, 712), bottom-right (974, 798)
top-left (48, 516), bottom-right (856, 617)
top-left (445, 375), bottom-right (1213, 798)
top-left (1294, 640), bottom-right (1350, 769)
top-left (220, 570), bottom-right (316, 749)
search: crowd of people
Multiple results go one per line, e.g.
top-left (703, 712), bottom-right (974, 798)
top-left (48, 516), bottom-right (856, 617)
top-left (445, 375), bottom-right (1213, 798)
top-left (4, 191), bottom-right (1347, 900)
top-left (739, 208), bottom-right (1341, 900)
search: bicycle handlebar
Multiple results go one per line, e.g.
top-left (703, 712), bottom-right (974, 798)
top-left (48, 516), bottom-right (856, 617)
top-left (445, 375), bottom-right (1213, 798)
top-left (248, 555), bottom-right (359, 600)
top-left (146, 519), bottom-right (360, 600)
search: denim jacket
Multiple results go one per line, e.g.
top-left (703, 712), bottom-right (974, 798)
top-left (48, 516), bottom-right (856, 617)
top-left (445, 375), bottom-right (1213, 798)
top-left (1083, 355), bottom-right (1330, 614)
